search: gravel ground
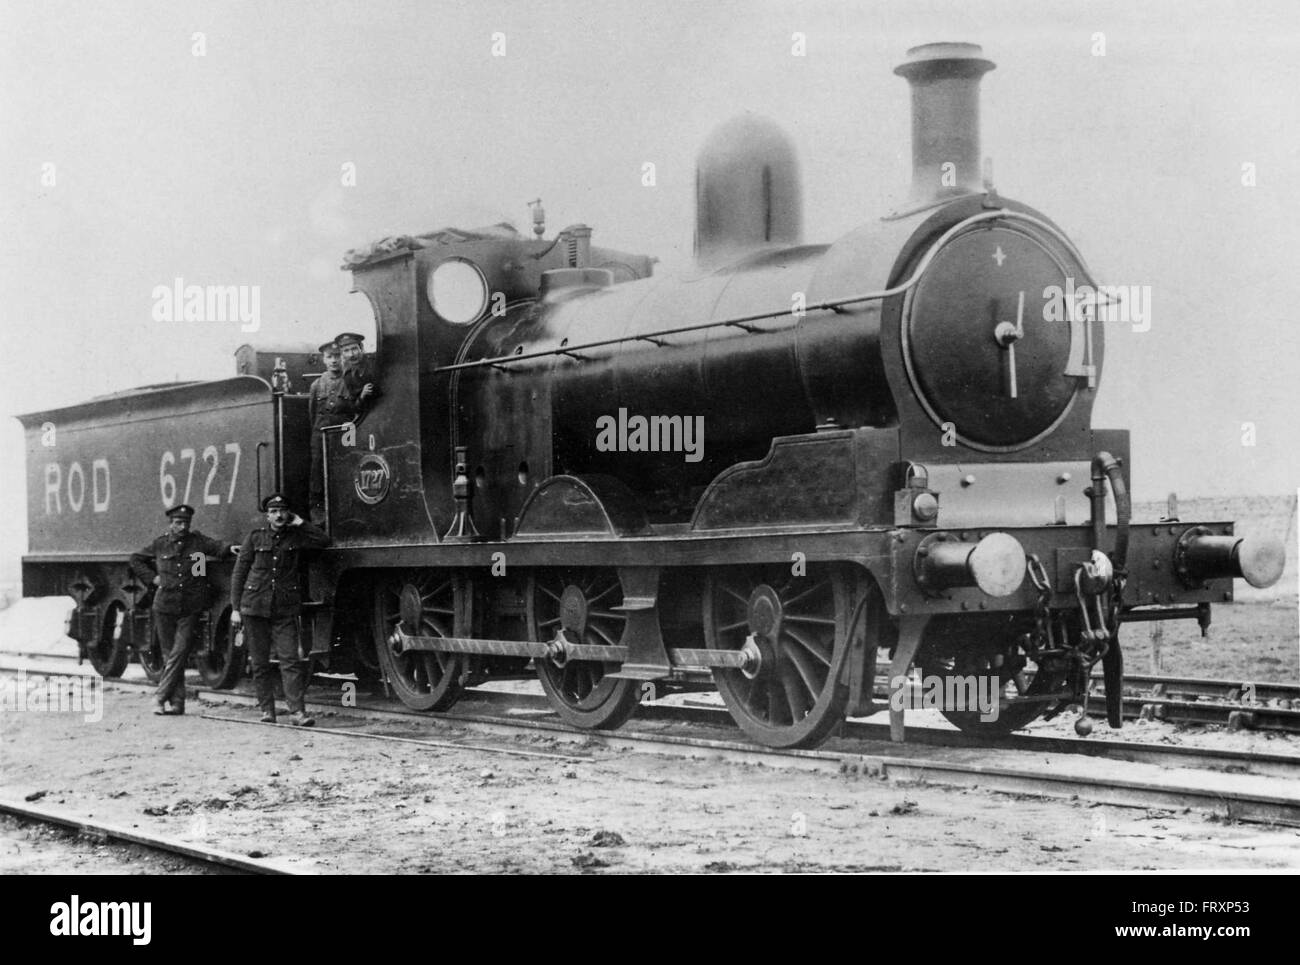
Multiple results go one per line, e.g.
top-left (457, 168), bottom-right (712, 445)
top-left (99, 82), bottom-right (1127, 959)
top-left (3, 679), bottom-right (1300, 873)
top-left (1, 587), bottom-right (1296, 874)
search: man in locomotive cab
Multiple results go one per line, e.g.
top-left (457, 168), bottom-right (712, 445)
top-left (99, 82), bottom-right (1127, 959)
top-left (230, 494), bottom-right (331, 727)
top-left (307, 340), bottom-right (345, 524)
top-left (335, 331), bottom-right (381, 425)
top-left (129, 504), bottom-right (234, 716)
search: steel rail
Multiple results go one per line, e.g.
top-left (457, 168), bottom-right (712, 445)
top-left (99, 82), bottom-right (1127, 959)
top-left (198, 712), bottom-right (591, 763)
top-left (188, 688), bottom-right (1300, 827)
top-left (298, 686), bottom-right (1300, 781)
top-left (16, 649), bottom-right (1295, 703)
top-left (1108, 694), bottom-right (1300, 732)
top-left (0, 798), bottom-right (296, 874)
top-left (1098, 673), bottom-right (1300, 704)
top-left (4, 655), bottom-right (1298, 733)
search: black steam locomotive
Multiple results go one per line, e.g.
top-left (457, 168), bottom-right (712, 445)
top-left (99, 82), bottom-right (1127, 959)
top-left (19, 43), bottom-right (1283, 748)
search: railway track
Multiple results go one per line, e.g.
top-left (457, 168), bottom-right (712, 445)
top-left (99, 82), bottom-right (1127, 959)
top-left (1085, 673), bottom-right (1300, 731)
top-left (195, 688), bottom-right (1300, 827)
top-left (5, 657), bottom-right (1300, 827)
top-left (0, 797), bottom-right (296, 874)
top-left (9, 649), bottom-right (1300, 732)
top-left (871, 670), bottom-right (1300, 732)
top-left (1109, 673), bottom-right (1299, 704)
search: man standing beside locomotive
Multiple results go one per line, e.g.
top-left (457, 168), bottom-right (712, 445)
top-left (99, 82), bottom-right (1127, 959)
top-left (130, 505), bottom-right (234, 716)
top-left (307, 340), bottom-right (346, 524)
top-left (230, 494), bottom-right (331, 726)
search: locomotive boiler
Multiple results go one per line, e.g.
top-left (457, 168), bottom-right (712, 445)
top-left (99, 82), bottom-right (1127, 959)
top-left (21, 43), bottom-right (1285, 750)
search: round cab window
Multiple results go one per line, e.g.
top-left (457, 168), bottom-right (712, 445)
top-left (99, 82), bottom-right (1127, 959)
top-left (428, 259), bottom-right (489, 325)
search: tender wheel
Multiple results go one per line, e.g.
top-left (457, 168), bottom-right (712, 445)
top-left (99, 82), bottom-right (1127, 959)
top-left (704, 564), bottom-right (854, 749)
top-left (527, 569), bottom-right (641, 730)
top-left (138, 619), bottom-right (165, 684)
top-left (90, 601), bottom-right (130, 678)
top-left (373, 571), bottom-right (468, 711)
top-left (920, 615), bottom-right (1067, 736)
top-left (197, 607), bottom-right (243, 688)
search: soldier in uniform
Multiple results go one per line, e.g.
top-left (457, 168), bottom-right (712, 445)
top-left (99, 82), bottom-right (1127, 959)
top-left (335, 331), bottom-right (381, 426)
top-left (307, 340), bottom-right (346, 523)
top-left (230, 494), bottom-right (331, 726)
top-left (129, 505), bottom-right (233, 716)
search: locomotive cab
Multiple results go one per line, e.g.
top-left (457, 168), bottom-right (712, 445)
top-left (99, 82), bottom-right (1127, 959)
top-left (324, 223), bottom-right (655, 544)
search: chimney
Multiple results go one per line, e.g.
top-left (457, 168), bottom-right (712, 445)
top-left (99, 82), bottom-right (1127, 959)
top-left (894, 42), bottom-right (995, 207)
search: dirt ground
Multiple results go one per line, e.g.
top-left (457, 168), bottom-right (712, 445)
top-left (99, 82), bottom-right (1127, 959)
top-left (1, 574), bottom-right (1297, 874)
top-left (1130, 598), bottom-right (1298, 681)
top-left (2, 678), bottom-right (1300, 874)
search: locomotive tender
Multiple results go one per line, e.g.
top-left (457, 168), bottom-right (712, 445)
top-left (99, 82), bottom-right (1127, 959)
top-left (20, 43), bottom-right (1284, 748)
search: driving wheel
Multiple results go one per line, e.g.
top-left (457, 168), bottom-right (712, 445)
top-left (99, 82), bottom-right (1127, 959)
top-left (528, 568), bottom-right (641, 730)
top-left (373, 570), bottom-right (469, 711)
top-left (704, 563), bottom-right (855, 749)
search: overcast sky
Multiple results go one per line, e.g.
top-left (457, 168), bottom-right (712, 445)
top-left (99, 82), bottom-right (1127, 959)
top-left (2, 0), bottom-right (1298, 569)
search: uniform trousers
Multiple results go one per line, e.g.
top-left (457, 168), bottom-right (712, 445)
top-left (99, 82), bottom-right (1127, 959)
top-left (243, 613), bottom-right (307, 715)
top-left (153, 610), bottom-right (199, 708)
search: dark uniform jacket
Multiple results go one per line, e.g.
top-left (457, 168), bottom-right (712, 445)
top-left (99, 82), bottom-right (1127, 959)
top-left (340, 359), bottom-right (382, 425)
top-left (307, 370), bottom-right (350, 430)
top-left (231, 521), bottom-right (331, 617)
top-left (130, 531), bottom-right (230, 615)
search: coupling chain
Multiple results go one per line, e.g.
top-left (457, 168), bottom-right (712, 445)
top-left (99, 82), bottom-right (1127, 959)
top-left (1026, 554), bottom-right (1054, 648)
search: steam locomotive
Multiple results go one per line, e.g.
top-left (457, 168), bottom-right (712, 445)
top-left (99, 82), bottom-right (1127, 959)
top-left (19, 43), bottom-right (1284, 749)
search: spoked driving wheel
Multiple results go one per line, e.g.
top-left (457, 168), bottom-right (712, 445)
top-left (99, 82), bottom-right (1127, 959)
top-left (90, 601), bottom-right (130, 678)
top-left (528, 568), bottom-right (641, 730)
top-left (919, 615), bottom-right (1067, 736)
top-left (704, 564), bottom-right (855, 749)
top-left (373, 570), bottom-right (468, 711)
